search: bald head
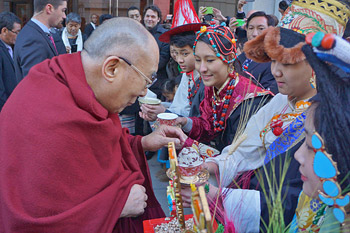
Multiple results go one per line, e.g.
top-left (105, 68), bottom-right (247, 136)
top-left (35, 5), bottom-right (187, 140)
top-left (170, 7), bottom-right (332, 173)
top-left (83, 17), bottom-right (156, 63)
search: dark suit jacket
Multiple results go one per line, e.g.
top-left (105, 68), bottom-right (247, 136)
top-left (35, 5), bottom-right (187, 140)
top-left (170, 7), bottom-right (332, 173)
top-left (238, 52), bottom-right (278, 94)
top-left (84, 22), bottom-right (95, 39)
top-left (148, 24), bottom-right (170, 99)
top-left (14, 20), bottom-right (58, 82)
top-left (0, 41), bottom-right (17, 111)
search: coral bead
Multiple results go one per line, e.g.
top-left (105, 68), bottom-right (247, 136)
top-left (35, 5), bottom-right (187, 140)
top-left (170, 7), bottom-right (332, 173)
top-left (272, 127), bottom-right (283, 136)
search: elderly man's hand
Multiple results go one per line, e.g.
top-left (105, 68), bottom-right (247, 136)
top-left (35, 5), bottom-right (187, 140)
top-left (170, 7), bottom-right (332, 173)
top-left (141, 125), bottom-right (187, 151)
top-left (120, 184), bottom-right (148, 218)
top-left (139, 104), bottom-right (166, 122)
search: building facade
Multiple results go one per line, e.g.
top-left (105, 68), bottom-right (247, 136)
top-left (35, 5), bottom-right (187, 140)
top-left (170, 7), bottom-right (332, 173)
top-left (0, 0), bottom-right (281, 30)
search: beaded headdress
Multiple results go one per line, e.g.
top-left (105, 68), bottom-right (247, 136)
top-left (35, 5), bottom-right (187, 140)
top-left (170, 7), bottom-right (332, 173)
top-left (244, 0), bottom-right (349, 64)
top-left (193, 25), bottom-right (238, 64)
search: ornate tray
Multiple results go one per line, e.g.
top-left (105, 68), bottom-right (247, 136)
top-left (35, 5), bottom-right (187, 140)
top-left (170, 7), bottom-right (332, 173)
top-left (166, 168), bottom-right (209, 185)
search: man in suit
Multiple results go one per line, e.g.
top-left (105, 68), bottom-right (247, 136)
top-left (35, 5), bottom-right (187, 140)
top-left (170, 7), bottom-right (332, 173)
top-left (0, 12), bottom-right (21, 111)
top-left (238, 11), bottom-right (278, 94)
top-left (14, 0), bottom-right (67, 82)
top-left (83, 13), bottom-right (98, 39)
top-left (143, 5), bottom-right (170, 99)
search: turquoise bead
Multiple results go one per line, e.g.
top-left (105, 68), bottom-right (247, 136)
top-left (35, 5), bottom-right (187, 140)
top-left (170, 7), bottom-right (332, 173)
top-left (312, 31), bottom-right (325, 47)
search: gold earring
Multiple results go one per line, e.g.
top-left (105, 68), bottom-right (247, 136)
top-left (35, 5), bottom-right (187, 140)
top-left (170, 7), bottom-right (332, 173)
top-left (310, 71), bottom-right (316, 89)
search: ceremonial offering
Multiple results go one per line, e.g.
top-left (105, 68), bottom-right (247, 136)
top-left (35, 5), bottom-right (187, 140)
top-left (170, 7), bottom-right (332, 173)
top-left (138, 96), bottom-right (161, 105)
top-left (190, 185), bottom-right (215, 233)
top-left (156, 113), bottom-right (178, 126)
top-left (178, 147), bottom-right (203, 181)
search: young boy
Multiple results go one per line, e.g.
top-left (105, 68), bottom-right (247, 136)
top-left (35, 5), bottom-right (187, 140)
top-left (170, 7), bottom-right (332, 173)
top-left (140, 23), bottom-right (206, 121)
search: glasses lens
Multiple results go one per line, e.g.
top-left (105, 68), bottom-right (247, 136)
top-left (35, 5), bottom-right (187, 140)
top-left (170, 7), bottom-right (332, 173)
top-left (313, 151), bottom-right (337, 178)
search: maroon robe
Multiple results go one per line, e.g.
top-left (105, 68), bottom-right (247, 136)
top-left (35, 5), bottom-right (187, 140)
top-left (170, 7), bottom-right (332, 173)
top-left (0, 53), bottom-right (164, 232)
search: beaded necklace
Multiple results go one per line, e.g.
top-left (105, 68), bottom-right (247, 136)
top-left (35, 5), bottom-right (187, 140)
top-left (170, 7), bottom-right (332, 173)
top-left (260, 100), bottom-right (311, 145)
top-left (212, 73), bottom-right (238, 132)
top-left (186, 71), bottom-right (202, 106)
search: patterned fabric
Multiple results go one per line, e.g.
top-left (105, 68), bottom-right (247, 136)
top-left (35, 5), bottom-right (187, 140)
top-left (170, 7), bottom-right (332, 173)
top-left (279, 2), bottom-right (347, 35)
top-left (264, 112), bottom-right (306, 164)
top-left (290, 191), bottom-right (327, 232)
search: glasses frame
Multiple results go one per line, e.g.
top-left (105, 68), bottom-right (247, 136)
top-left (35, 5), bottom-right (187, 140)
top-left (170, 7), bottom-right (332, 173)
top-left (119, 56), bottom-right (156, 88)
top-left (7, 28), bottom-right (19, 35)
top-left (312, 131), bottom-right (350, 224)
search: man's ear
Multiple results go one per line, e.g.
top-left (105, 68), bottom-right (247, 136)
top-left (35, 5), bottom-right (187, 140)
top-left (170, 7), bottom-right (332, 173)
top-left (0, 27), bottom-right (7, 35)
top-left (45, 4), bottom-right (54, 14)
top-left (101, 56), bottom-right (121, 82)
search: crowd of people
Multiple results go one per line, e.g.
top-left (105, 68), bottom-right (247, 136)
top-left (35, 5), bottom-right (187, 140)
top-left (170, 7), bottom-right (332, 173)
top-left (0, 0), bottom-right (350, 232)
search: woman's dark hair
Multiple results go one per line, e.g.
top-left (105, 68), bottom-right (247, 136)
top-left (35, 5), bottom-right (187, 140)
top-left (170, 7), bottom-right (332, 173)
top-left (170, 31), bottom-right (196, 48)
top-left (312, 66), bottom-right (350, 192)
top-left (143, 5), bottom-right (162, 21)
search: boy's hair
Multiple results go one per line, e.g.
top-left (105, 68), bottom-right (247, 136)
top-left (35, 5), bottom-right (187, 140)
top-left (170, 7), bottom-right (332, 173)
top-left (162, 79), bottom-right (176, 93)
top-left (170, 31), bottom-right (196, 48)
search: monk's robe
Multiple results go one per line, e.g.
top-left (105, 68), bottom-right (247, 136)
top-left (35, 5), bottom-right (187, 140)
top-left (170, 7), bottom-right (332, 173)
top-left (0, 52), bottom-right (164, 232)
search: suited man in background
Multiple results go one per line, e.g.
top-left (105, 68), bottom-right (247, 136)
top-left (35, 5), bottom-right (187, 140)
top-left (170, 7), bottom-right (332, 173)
top-left (143, 5), bottom-right (170, 99)
top-left (83, 13), bottom-right (98, 39)
top-left (0, 12), bottom-right (21, 111)
top-left (14, 0), bottom-right (67, 82)
top-left (238, 11), bottom-right (278, 94)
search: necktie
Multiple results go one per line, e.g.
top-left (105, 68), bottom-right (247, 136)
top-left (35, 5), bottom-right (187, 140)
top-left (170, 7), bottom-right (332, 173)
top-left (48, 34), bottom-right (58, 55)
top-left (7, 46), bottom-right (13, 59)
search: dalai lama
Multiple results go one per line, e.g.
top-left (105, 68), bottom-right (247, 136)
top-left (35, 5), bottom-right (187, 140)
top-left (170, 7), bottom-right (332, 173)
top-left (0, 18), bottom-right (186, 233)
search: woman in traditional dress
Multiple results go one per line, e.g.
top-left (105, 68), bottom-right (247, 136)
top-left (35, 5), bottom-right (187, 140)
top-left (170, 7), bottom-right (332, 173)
top-left (177, 24), bottom-right (272, 151)
top-left (181, 1), bottom-right (350, 231)
top-left (291, 33), bottom-right (350, 232)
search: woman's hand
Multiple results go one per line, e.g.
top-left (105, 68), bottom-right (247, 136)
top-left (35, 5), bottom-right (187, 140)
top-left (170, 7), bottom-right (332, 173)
top-left (139, 104), bottom-right (166, 121)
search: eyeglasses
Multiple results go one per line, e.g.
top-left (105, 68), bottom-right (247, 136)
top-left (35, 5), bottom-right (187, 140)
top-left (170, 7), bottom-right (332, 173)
top-left (7, 28), bottom-right (19, 35)
top-left (312, 132), bottom-right (350, 224)
top-left (119, 56), bottom-right (157, 88)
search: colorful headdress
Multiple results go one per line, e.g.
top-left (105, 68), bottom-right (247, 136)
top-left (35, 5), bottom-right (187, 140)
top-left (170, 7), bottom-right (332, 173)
top-left (193, 25), bottom-right (238, 64)
top-left (279, 0), bottom-right (350, 36)
top-left (244, 27), bottom-right (306, 64)
top-left (245, 0), bottom-right (349, 64)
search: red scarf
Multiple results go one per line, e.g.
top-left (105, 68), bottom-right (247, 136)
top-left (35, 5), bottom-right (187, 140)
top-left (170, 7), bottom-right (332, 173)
top-left (0, 53), bottom-right (164, 232)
